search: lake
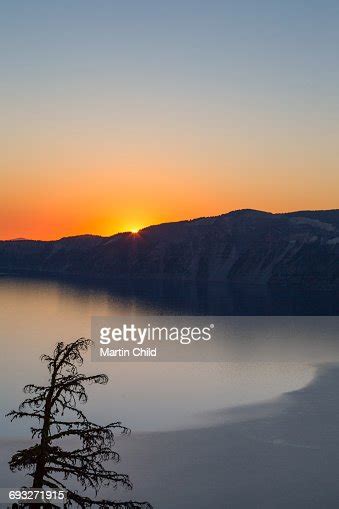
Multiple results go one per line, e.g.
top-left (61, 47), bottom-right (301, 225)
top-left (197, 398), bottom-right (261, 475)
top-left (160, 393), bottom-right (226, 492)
top-left (0, 275), bottom-right (338, 507)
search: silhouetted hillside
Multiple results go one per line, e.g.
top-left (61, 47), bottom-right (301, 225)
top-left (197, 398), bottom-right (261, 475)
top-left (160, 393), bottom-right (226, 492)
top-left (0, 210), bottom-right (338, 286)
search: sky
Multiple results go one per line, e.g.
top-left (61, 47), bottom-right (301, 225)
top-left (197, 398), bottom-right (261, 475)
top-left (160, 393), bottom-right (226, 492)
top-left (1, 0), bottom-right (338, 240)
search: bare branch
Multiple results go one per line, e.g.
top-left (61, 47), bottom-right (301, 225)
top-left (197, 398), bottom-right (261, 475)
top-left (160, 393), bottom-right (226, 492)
top-left (6, 338), bottom-right (152, 508)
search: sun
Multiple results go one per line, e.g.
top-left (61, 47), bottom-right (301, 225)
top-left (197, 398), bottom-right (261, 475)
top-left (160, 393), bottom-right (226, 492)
top-left (130, 227), bottom-right (139, 234)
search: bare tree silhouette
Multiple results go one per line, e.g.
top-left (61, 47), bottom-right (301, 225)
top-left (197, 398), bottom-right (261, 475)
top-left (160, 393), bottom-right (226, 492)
top-left (7, 338), bottom-right (152, 509)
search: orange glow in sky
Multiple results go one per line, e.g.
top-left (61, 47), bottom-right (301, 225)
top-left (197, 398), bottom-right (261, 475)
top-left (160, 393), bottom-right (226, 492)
top-left (1, 146), bottom-right (338, 240)
top-left (1, 2), bottom-right (338, 240)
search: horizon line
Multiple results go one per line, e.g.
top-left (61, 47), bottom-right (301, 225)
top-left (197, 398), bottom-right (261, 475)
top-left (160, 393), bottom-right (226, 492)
top-left (1, 207), bottom-right (338, 243)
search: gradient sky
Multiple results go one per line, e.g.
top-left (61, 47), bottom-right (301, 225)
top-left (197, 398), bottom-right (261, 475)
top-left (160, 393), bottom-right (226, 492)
top-left (1, 0), bottom-right (338, 239)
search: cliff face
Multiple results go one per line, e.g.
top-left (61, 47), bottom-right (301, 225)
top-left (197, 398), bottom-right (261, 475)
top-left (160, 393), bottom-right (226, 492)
top-left (0, 210), bottom-right (338, 286)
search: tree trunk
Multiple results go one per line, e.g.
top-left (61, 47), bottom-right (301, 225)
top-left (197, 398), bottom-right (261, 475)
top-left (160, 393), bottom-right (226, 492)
top-left (33, 365), bottom-right (57, 487)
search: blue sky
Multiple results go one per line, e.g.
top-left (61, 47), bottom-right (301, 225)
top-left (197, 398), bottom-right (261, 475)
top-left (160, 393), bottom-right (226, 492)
top-left (1, 0), bottom-right (338, 238)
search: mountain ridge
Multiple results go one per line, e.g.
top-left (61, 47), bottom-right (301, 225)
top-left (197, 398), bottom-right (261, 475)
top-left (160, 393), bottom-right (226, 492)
top-left (0, 209), bottom-right (338, 287)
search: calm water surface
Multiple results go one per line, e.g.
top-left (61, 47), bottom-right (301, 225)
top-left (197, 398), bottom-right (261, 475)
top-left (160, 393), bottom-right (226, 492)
top-left (0, 276), bottom-right (337, 436)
